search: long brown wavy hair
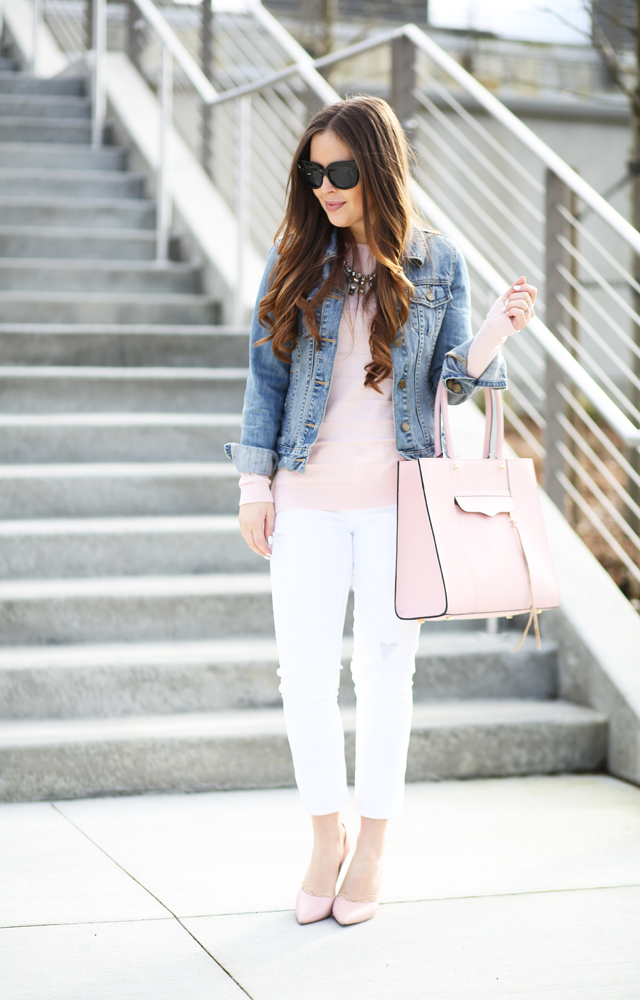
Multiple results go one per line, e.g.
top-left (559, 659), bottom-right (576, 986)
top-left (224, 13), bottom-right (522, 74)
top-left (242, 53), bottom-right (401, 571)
top-left (257, 96), bottom-right (423, 392)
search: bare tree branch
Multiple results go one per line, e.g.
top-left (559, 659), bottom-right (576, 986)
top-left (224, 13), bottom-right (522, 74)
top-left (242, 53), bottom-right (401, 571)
top-left (540, 2), bottom-right (640, 112)
top-left (590, 0), bottom-right (637, 38)
top-left (592, 18), bottom-right (637, 103)
top-left (538, 6), bottom-right (592, 42)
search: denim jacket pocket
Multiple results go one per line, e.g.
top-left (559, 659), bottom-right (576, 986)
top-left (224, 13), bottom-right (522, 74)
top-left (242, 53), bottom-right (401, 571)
top-left (411, 282), bottom-right (453, 336)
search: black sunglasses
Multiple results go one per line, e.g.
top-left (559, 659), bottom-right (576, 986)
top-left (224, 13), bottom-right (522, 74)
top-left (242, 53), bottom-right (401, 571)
top-left (298, 159), bottom-right (360, 190)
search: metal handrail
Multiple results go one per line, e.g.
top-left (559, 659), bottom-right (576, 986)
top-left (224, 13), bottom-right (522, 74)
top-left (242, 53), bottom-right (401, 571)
top-left (130, 0), bottom-right (217, 103)
top-left (412, 184), bottom-right (640, 447)
top-left (313, 22), bottom-right (640, 258)
top-left (120, 8), bottom-right (640, 263)
top-left (84, 0), bottom-right (640, 445)
top-left (34, 0), bottom-right (640, 591)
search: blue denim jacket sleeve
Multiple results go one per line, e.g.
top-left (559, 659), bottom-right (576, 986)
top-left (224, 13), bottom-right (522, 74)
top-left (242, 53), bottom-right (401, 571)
top-left (224, 245), bottom-right (290, 475)
top-left (429, 247), bottom-right (508, 405)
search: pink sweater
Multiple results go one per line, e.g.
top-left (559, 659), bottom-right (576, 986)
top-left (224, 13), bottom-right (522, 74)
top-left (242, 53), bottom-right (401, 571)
top-left (239, 247), bottom-right (511, 511)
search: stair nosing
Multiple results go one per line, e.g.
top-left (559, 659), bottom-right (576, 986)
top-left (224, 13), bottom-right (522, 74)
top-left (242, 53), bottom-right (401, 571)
top-left (0, 572), bottom-right (272, 600)
top-left (0, 292), bottom-right (218, 305)
top-left (0, 513), bottom-right (241, 536)
top-left (0, 324), bottom-right (248, 334)
top-left (0, 168), bottom-right (142, 181)
top-left (0, 258), bottom-right (198, 273)
top-left (0, 194), bottom-right (154, 209)
top-left (0, 94), bottom-right (90, 105)
top-left (0, 633), bottom-right (552, 671)
top-left (0, 365), bottom-right (247, 378)
top-left (0, 115), bottom-right (91, 127)
top-left (0, 461), bottom-right (238, 477)
top-left (0, 700), bottom-right (608, 748)
top-left (0, 224), bottom-right (156, 238)
top-left (0, 412), bottom-right (242, 426)
top-left (0, 141), bottom-right (122, 152)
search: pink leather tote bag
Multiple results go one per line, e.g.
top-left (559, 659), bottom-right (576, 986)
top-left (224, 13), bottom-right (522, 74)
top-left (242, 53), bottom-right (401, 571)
top-left (395, 382), bottom-right (560, 650)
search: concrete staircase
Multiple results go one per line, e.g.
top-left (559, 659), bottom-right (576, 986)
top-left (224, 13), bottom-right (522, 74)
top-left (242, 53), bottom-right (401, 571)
top-left (0, 69), bottom-right (607, 801)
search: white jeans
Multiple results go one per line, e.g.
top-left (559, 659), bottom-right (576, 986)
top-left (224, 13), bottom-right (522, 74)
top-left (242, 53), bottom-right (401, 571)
top-left (270, 506), bottom-right (420, 819)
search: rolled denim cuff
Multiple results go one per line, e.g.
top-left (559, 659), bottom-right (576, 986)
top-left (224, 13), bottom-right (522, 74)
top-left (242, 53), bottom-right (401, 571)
top-left (442, 337), bottom-right (508, 404)
top-left (224, 442), bottom-right (279, 475)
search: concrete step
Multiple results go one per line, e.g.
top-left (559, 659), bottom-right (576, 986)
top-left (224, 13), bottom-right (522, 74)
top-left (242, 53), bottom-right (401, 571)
top-left (0, 94), bottom-right (91, 118)
top-left (0, 167), bottom-right (145, 198)
top-left (0, 367), bottom-right (245, 412)
top-left (0, 259), bottom-right (200, 293)
top-left (0, 413), bottom-right (241, 462)
top-left (0, 195), bottom-right (155, 228)
top-left (0, 462), bottom-right (239, 517)
top-left (0, 141), bottom-right (126, 169)
top-left (0, 634), bottom-right (558, 719)
top-left (0, 225), bottom-right (156, 259)
top-left (0, 116), bottom-right (95, 143)
top-left (0, 699), bottom-right (608, 801)
top-left (0, 58), bottom-right (19, 72)
top-left (0, 513), bottom-right (261, 579)
top-left (0, 292), bottom-right (219, 324)
top-left (0, 74), bottom-right (85, 95)
top-left (0, 325), bottom-right (249, 366)
top-left (0, 572), bottom-right (274, 644)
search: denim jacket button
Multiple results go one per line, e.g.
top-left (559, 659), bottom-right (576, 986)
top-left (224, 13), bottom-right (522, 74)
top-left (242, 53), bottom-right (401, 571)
top-left (401, 421), bottom-right (410, 432)
top-left (447, 379), bottom-right (462, 393)
top-left (394, 336), bottom-right (403, 347)
top-left (398, 379), bottom-right (406, 389)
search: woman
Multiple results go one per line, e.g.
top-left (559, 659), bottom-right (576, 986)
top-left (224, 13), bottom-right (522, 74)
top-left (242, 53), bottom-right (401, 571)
top-left (225, 96), bottom-right (536, 926)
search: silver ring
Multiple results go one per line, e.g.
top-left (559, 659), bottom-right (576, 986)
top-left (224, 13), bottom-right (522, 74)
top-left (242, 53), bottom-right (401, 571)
top-left (525, 307), bottom-right (532, 315)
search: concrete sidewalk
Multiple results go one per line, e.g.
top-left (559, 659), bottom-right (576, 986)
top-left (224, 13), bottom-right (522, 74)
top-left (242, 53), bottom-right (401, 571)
top-left (2, 774), bottom-right (640, 999)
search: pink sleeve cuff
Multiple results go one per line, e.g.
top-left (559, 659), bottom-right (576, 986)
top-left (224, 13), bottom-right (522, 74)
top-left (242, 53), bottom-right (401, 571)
top-left (239, 473), bottom-right (273, 506)
top-left (467, 295), bottom-right (514, 380)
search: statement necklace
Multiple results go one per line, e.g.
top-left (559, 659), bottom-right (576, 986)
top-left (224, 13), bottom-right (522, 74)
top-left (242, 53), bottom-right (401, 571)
top-left (344, 259), bottom-right (376, 295)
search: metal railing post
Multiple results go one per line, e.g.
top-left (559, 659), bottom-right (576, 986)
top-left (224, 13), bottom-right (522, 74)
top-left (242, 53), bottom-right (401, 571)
top-left (31, 0), bottom-right (42, 75)
top-left (391, 33), bottom-right (417, 139)
top-left (156, 44), bottom-right (173, 262)
top-left (544, 168), bottom-right (572, 512)
top-left (91, 0), bottom-right (106, 150)
top-left (234, 94), bottom-right (251, 326)
top-left (126, 0), bottom-right (144, 72)
top-left (303, 87), bottom-right (324, 124)
top-left (200, 0), bottom-right (214, 176)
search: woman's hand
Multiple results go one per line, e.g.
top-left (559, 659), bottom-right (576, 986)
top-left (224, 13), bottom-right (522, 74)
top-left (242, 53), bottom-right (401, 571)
top-left (239, 501), bottom-right (275, 558)
top-left (501, 276), bottom-right (537, 331)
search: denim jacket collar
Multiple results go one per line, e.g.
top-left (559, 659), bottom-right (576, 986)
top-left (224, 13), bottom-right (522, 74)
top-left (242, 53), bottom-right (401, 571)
top-left (321, 226), bottom-right (429, 268)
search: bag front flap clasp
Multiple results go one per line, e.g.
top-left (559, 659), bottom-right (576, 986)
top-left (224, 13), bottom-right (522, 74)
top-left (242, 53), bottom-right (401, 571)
top-left (454, 495), bottom-right (516, 516)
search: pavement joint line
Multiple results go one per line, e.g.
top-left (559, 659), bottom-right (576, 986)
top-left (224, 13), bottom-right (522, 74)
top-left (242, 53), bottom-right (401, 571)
top-left (0, 916), bottom-right (175, 930)
top-left (177, 880), bottom-right (640, 918)
top-left (4, 878), bottom-right (640, 931)
top-left (49, 802), bottom-right (255, 999)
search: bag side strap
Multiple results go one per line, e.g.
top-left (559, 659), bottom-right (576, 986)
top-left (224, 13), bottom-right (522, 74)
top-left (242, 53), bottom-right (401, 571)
top-left (510, 511), bottom-right (542, 652)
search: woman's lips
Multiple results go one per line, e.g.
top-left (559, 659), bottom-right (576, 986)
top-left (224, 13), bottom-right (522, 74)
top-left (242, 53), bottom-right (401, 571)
top-left (324, 200), bottom-right (346, 212)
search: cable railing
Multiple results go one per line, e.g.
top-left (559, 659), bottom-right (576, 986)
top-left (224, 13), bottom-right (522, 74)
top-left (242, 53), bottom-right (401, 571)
top-left (35, 0), bottom-right (640, 602)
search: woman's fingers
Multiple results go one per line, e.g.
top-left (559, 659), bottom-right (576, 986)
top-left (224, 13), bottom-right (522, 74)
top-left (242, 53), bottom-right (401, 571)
top-left (502, 277), bottom-right (537, 332)
top-left (505, 295), bottom-right (533, 315)
top-left (265, 504), bottom-right (275, 543)
top-left (514, 281), bottom-right (537, 305)
top-left (239, 502), bottom-right (274, 558)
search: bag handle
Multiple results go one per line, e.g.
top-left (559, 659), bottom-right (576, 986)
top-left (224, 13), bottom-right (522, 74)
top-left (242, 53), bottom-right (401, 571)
top-left (434, 381), bottom-right (504, 460)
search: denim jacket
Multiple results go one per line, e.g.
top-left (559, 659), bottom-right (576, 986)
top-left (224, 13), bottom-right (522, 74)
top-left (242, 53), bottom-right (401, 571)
top-left (224, 228), bottom-right (507, 475)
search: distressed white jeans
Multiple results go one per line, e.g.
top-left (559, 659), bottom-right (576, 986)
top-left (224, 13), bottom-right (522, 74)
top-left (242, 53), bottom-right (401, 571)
top-left (269, 505), bottom-right (421, 819)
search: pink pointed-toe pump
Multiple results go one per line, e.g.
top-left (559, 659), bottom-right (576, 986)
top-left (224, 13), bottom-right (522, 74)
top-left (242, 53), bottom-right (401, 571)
top-left (295, 823), bottom-right (351, 925)
top-left (332, 895), bottom-right (378, 926)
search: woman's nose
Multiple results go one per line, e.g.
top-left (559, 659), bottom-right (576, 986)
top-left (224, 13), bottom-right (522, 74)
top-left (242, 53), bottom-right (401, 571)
top-left (320, 175), bottom-right (336, 194)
